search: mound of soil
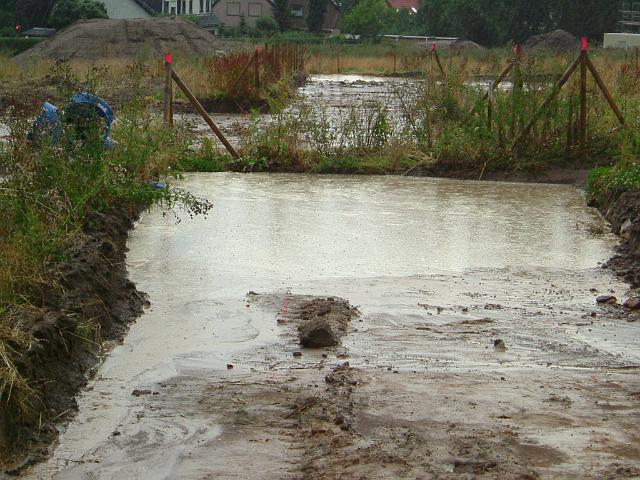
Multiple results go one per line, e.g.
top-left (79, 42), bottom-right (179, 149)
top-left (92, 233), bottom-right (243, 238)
top-left (524, 29), bottom-right (580, 53)
top-left (298, 298), bottom-right (358, 348)
top-left (15, 17), bottom-right (235, 63)
top-left (449, 39), bottom-right (485, 52)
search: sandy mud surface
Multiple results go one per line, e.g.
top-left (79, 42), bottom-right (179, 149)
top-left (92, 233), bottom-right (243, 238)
top-left (24, 174), bottom-right (639, 479)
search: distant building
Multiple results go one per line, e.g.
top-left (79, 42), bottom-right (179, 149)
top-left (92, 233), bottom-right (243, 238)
top-left (101, 0), bottom-right (339, 31)
top-left (604, 32), bottom-right (640, 48)
top-left (101, 0), bottom-right (155, 18)
top-left (386, 0), bottom-right (418, 13)
top-left (619, 1), bottom-right (640, 33)
top-left (101, 0), bottom-right (221, 30)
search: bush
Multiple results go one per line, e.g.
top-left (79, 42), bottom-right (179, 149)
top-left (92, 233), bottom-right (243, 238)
top-left (255, 16), bottom-right (279, 36)
top-left (0, 37), bottom-right (43, 55)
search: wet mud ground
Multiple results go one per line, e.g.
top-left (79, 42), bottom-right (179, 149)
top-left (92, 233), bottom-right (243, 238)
top-left (186, 74), bottom-right (407, 146)
top-left (25, 174), bottom-right (640, 479)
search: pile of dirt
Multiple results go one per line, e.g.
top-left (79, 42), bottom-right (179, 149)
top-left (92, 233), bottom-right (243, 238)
top-left (15, 17), bottom-right (235, 63)
top-left (1, 203), bottom-right (147, 473)
top-left (597, 190), bottom-right (640, 288)
top-left (297, 298), bottom-right (359, 348)
top-left (449, 39), bottom-right (485, 52)
top-left (524, 29), bottom-right (580, 53)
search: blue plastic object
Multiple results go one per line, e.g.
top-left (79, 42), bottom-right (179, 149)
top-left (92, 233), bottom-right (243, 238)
top-left (65, 93), bottom-right (115, 148)
top-left (27, 102), bottom-right (61, 144)
top-left (28, 93), bottom-right (115, 148)
top-left (148, 180), bottom-right (167, 190)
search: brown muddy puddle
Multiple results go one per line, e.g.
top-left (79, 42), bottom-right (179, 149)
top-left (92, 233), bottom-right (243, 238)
top-left (25, 174), bottom-right (640, 479)
top-left (185, 74), bottom-right (521, 148)
top-left (186, 74), bottom-right (410, 146)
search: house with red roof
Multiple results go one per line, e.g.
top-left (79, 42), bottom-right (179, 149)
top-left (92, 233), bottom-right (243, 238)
top-left (386, 0), bottom-right (419, 13)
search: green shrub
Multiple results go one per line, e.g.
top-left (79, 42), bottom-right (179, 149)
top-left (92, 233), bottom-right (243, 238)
top-left (0, 37), bottom-right (43, 55)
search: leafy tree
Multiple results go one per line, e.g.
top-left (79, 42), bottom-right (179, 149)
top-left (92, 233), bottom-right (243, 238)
top-left (306, 0), bottom-right (327, 33)
top-left (413, 0), bottom-right (618, 47)
top-left (387, 9), bottom-right (419, 36)
top-left (272, 0), bottom-right (291, 31)
top-left (48, 0), bottom-right (108, 30)
top-left (341, 0), bottom-right (389, 40)
top-left (16, 0), bottom-right (57, 28)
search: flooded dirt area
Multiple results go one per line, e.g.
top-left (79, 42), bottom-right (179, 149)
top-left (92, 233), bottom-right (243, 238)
top-left (25, 174), bottom-right (640, 479)
top-left (185, 74), bottom-right (410, 146)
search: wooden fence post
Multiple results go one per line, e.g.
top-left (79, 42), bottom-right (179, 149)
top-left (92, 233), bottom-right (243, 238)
top-left (487, 89), bottom-right (493, 130)
top-left (254, 46), bottom-right (261, 90)
top-left (164, 52), bottom-right (173, 126)
top-left (171, 69), bottom-right (239, 158)
top-left (579, 37), bottom-right (588, 153)
top-left (512, 54), bottom-right (581, 150)
top-left (511, 44), bottom-right (522, 137)
top-left (585, 55), bottom-right (626, 126)
top-left (432, 43), bottom-right (446, 79)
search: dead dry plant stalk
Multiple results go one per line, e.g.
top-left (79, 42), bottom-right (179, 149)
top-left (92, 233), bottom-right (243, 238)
top-left (0, 313), bottom-right (37, 419)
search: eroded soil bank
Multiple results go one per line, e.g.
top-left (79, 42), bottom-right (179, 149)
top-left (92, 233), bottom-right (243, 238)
top-left (1, 204), bottom-right (147, 474)
top-left (21, 174), bottom-right (640, 479)
top-left (596, 189), bottom-right (640, 288)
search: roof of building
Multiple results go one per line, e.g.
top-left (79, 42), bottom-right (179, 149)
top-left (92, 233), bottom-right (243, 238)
top-left (386, 0), bottom-right (419, 11)
top-left (22, 27), bottom-right (56, 37)
top-left (133, 0), bottom-right (160, 14)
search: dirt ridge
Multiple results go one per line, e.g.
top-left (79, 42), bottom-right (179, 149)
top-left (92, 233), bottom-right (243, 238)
top-left (1, 203), bottom-right (147, 473)
top-left (597, 189), bottom-right (640, 288)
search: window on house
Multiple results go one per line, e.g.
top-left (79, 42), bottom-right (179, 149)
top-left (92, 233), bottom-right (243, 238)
top-left (227, 2), bottom-right (241, 15)
top-left (248, 3), bottom-right (262, 16)
top-left (171, 6), bottom-right (176, 13)
top-left (189, 0), bottom-right (193, 13)
top-left (163, 1), bottom-right (169, 12)
top-left (290, 4), bottom-right (304, 17)
top-left (206, 0), bottom-right (211, 12)
top-left (200, 0), bottom-right (204, 13)
top-left (182, 0), bottom-right (187, 14)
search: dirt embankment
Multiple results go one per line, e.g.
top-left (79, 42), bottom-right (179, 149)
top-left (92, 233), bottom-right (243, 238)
top-left (596, 190), bottom-right (640, 288)
top-left (1, 204), bottom-right (147, 474)
top-left (14, 18), bottom-right (235, 64)
top-left (524, 30), bottom-right (580, 53)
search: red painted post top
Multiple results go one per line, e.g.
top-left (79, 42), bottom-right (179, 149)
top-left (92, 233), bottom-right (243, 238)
top-left (15, 24), bottom-right (21, 33)
top-left (165, 52), bottom-right (173, 64)
top-left (581, 37), bottom-right (588, 52)
top-left (431, 43), bottom-right (436, 52)
top-left (255, 45), bottom-right (262, 53)
top-left (513, 44), bottom-right (521, 55)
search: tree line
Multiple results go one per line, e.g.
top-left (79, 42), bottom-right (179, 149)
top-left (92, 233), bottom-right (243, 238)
top-left (0, 0), bottom-right (106, 34)
top-left (414, 0), bottom-right (619, 46)
top-left (341, 0), bottom-right (620, 45)
top-left (0, 0), bottom-right (623, 45)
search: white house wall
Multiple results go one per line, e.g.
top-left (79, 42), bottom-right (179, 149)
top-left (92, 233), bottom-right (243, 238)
top-left (102, 0), bottom-right (152, 18)
top-left (604, 32), bottom-right (640, 48)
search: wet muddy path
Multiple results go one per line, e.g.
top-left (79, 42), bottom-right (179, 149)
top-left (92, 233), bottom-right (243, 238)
top-left (26, 174), bottom-right (640, 479)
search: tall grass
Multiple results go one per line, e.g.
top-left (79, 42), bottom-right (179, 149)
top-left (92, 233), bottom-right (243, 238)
top-left (200, 48), bottom-right (637, 177)
top-left (0, 62), bottom-right (213, 458)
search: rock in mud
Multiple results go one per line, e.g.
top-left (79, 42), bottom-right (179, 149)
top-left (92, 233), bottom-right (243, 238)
top-left (494, 339), bottom-right (507, 351)
top-left (623, 296), bottom-right (640, 310)
top-left (596, 295), bottom-right (618, 305)
top-left (297, 298), bottom-right (358, 348)
top-left (300, 318), bottom-right (340, 348)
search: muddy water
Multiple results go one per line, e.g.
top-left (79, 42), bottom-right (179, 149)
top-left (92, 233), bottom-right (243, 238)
top-left (188, 74), bottom-right (408, 146)
top-left (26, 174), bottom-right (638, 479)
